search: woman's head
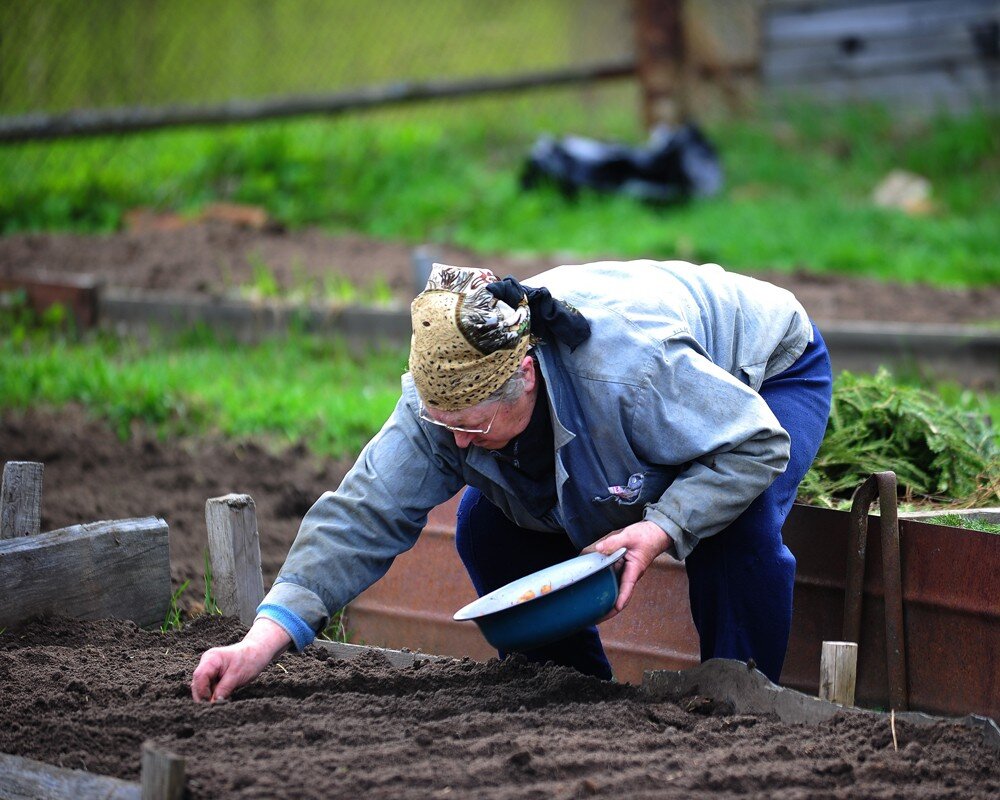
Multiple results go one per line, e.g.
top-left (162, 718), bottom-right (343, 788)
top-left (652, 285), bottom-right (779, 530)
top-left (408, 263), bottom-right (531, 412)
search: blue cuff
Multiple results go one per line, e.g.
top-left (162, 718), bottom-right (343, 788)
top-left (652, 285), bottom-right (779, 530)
top-left (256, 603), bottom-right (316, 651)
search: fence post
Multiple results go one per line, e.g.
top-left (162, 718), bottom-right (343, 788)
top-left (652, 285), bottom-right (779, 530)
top-left (141, 741), bottom-right (185, 800)
top-left (205, 494), bottom-right (265, 626)
top-left (633, 0), bottom-right (688, 129)
top-left (1, 461), bottom-right (44, 539)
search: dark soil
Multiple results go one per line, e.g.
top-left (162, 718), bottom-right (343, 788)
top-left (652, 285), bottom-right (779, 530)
top-left (1, 220), bottom-right (998, 324)
top-left (0, 406), bottom-right (346, 613)
top-left (2, 614), bottom-right (997, 799)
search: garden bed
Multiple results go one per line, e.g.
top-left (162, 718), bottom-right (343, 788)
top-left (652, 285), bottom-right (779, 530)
top-left (2, 613), bottom-right (998, 799)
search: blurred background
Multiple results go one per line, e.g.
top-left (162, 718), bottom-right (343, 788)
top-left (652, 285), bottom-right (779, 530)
top-left (1, 0), bottom-right (997, 285)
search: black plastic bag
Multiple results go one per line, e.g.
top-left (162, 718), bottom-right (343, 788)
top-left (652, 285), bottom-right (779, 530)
top-left (520, 123), bottom-right (723, 203)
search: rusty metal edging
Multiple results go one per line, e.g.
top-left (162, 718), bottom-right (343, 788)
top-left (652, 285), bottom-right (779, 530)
top-left (781, 502), bottom-right (1000, 719)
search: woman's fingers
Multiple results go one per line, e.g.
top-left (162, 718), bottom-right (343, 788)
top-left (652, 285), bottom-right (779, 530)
top-left (191, 650), bottom-right (225, 703)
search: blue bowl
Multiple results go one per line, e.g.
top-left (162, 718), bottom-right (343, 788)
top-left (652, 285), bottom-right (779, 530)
top-left (453, 547), bottom-right (626, 652)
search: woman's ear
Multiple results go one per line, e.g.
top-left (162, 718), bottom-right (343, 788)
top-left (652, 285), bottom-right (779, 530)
top-left (521, 355), bottom-right (537, 393)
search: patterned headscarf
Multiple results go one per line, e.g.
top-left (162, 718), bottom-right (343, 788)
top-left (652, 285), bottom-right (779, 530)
top-left (409, 264), bottom-right (531, 411)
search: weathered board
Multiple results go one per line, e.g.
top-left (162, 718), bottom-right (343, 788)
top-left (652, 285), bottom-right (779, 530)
top-left (0, 752), bottom-right (140, 800)
top-left (312, 638), bottom-right (450, 670)
top-left (0, 517), bottom-right (170, 629)
top-left (761, 0), bottom-right (1000, 112)
top-left (642, 658), bottom-right (1000, 751)
top-left (1, 461), bottom-right (44, 539)
top-left (205, 494), bottom-right (265, 627)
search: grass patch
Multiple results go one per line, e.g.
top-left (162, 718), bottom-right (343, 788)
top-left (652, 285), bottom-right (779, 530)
top-left (1, 95), bottom-right (997, 287)
top-left (0, 320), bottom-right (407, 459)
top-left (161, 580), bottom-right (191, 632)
top-left (2, 299), bottom-right (996, 508)
top-left (923, 514), bottom-right (1000, 534)
top-left (238, 258), bottom-right (397, 307)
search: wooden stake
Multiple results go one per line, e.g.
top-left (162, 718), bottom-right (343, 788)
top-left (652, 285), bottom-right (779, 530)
top-left (819, 640), bottom-right (858, 707)
top-left (205, 494), bottom-right (265, 626)
top-left (1, 461), bottom-right (44, 539)
top-left (141, 741), bottom-right (185, 800)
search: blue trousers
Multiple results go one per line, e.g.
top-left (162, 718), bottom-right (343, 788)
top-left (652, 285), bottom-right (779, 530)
top-left (456, 326), bottom-right (832, 683)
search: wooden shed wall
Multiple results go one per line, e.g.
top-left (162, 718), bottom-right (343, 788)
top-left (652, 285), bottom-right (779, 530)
top-left (663, 0), bottom-right (998, 118)
top-left (760, 0), bottom-right (999, 114)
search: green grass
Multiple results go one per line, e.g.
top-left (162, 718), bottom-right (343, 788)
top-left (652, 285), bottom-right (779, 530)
top-left (2, 303), bottom-right (996, 507)
top-left (924, 514), bottom-right (1000, 534)
top-left (0, 322), bottom-right (407, 459)
top-left (1, 94), bottom-right (997, 287)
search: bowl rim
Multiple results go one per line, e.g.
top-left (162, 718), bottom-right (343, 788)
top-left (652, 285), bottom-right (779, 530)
top-left (453, 546), bottom-right (627, 621)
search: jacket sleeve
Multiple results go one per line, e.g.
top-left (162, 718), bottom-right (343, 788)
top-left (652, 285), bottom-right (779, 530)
top-left (256, 388), bottom-right (466, 648)
top-left (634, 333), bottom-right (791, 562)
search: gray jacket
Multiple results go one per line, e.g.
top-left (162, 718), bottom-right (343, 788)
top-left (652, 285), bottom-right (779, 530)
top-left (257, 260), bottom-right (814, 649)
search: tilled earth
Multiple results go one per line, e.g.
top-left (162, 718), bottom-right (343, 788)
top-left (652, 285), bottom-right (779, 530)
top-left (1, 614), bottom-right (997, 799)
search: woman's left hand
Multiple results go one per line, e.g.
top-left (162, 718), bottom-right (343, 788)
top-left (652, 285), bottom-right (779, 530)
top-left (584, 521), bottom-right (673, 621)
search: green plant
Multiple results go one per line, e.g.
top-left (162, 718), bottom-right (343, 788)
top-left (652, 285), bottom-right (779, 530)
top-left (0, 322), bottom-right (406, 457)
top-left (924, 514), bottom-right (1000, 535)
top-left (161, 579), bottom-right (191, 632)
top-left (318, 609), bottom-right (348, 644)
top-left (203, 550), bottom-right (223, 616)
top-left (0, 290), bottom-right (73, 344)
top-left (322, 274), bottom-right (396, 307)
top-left (246, 256), bottom-right (282, 299)
top-left (798, 369), bottom-right (999, 508)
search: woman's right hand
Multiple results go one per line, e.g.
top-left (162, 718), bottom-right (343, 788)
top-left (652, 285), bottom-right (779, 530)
top-left (191, 617), bottom-right (292, 703)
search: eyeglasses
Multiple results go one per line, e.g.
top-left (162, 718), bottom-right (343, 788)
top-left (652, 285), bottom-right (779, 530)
top-left (418, 401), bottom-right (501, 435)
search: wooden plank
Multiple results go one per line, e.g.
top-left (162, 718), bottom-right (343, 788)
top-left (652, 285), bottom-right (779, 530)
top-left (0, 751), bottom-right (140, 800)
top-left (312, 638), bottom-right (450, 670)
top-left (642, 658), bottom-right (1000, 752)
top-left (140, 742), bottom-right (185, 800)
top-left (765, 1), bottom-right (998, 44)
top-left (0, 517), bottom-right (170, 629)
top-left (1, 461), bottom-right (44, 539)
top-left (205, 494), bottom-right (265, 627)
top-left (763, 29), bottom-right (988, 81)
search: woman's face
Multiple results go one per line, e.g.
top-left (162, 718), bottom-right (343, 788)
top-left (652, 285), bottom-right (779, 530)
top-left (420, 356), bottom-right (537, 450)
top-left (432, 401), bottom-right (522, 450)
